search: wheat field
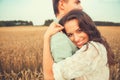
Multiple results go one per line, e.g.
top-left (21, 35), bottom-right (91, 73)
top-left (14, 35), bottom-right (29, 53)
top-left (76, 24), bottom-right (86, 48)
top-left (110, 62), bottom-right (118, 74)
top-left (0, 26), bottom-right (120, 80)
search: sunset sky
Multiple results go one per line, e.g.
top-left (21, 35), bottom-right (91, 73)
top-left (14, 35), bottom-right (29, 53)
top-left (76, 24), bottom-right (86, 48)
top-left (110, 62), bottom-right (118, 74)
top-left (0, 0), bottom-right (120, 25)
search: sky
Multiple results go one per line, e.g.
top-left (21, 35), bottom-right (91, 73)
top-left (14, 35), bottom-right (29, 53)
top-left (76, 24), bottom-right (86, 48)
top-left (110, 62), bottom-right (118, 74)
top-left (0, 0), bottom-right (120, 25)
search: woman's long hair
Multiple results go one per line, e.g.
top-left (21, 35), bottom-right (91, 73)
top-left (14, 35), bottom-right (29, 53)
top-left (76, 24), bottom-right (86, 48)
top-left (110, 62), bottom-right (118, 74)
top-left (59, 9), bottom-right (115, 66)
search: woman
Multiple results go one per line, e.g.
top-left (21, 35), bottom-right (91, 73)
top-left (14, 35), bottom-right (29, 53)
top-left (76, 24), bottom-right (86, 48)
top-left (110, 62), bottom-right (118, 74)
top-left (43, 9), bottom-right (115, 80)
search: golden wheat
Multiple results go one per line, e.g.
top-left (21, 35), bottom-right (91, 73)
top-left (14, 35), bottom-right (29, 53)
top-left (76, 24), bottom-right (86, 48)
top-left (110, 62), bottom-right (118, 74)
top-left (97, 26), bottom-right (120, 80)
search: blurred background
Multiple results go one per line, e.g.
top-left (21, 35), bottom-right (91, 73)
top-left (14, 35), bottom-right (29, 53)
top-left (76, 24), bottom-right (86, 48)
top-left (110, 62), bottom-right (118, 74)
top-left (0, 0), bottom-right (120, 80)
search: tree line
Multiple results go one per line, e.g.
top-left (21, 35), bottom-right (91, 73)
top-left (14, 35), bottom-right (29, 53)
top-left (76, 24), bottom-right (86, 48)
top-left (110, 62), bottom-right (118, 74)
top-left (0, 20), bottom-right (120, 27)
top-left (94, 21), bottom-right (120, 26)
top-left (0, 20), bottom-right (33, 27)
top-left (43, 19), bottom-right (120, 26)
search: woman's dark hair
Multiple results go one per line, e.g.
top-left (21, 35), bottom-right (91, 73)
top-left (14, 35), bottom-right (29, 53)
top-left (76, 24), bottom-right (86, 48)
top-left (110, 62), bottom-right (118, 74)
top-left (59, 9), bottom-right (115, 66)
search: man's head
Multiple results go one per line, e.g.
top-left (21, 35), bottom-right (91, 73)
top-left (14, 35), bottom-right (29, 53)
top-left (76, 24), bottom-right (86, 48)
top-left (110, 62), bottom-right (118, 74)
top-left (52, 0), bottom-right (82, 19)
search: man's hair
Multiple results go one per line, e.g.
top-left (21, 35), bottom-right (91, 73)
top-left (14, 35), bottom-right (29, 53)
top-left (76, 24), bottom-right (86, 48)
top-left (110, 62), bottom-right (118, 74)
top-left (52, 0), bottom-right (68, 16)
top-left (52, 0), bottom-right (59, 16)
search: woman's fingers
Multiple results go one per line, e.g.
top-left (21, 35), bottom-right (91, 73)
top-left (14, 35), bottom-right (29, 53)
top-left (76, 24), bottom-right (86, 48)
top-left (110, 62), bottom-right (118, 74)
top-left (50, 22), bottom-right (64, 32)
top-left (56, 23), bottom-right (64, 31)
top-left (44, 22), bottom-right (64, 38)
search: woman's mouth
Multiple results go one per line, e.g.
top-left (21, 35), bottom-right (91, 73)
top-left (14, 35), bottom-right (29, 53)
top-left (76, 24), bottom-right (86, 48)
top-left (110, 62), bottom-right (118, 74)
top-left (76, 41), bottom-right (84, 47)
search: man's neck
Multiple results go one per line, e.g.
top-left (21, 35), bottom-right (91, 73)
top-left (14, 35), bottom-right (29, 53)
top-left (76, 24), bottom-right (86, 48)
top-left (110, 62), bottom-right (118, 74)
top-left (56, 13), bottom-right (65, 20)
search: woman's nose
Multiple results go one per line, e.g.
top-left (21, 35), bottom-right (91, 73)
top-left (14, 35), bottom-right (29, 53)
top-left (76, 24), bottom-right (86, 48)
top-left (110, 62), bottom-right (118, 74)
top-left (74, 34), bottom-right (80, 42)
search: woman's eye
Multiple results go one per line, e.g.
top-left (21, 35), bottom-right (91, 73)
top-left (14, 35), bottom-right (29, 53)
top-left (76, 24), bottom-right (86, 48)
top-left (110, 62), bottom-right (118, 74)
top-left (77, 29), bottom-right (82, 33)
top-left (67, 34), bottom-right (72, 37)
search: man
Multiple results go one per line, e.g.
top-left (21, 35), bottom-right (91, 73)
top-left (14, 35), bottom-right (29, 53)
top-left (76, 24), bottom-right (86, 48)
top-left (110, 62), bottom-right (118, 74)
top-left (43, 0), bottom-right (82, 79)
top-left (53, 0), bottom-right (82, 20)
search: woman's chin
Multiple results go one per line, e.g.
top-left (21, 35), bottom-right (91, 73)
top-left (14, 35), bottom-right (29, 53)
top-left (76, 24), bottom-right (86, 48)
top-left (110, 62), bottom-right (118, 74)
top-left (77, 45), bottom-right (82, 48)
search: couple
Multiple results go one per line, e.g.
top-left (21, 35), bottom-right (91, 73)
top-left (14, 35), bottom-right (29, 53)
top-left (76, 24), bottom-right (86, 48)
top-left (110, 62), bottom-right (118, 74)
top-left (43, 0), bottom-right (115, 80)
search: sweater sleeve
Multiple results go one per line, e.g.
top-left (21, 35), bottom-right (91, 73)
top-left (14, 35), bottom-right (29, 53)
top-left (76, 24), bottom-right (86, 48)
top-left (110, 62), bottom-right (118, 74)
top-left (53, 41), bottom-right (108, 80)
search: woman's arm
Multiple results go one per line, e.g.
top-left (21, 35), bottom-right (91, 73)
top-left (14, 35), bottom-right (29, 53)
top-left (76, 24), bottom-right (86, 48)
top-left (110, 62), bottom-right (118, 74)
top-left (43, 35), bottom-right (54, 80)
top-left (43, 22), bottom-right (64, 80)
top-left (53, 42), bottom-right (108, 79)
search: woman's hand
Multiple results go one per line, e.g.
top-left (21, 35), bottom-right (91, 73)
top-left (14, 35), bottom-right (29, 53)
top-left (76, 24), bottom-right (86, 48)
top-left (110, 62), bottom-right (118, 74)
top-left (44, 22), bottom-right (64, 39)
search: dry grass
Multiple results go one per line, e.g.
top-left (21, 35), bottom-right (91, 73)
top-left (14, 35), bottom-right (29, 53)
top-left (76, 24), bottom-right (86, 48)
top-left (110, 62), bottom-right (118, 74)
top-left (0, 26), bottom-right (47, 80)
top-left (0, 26), bottom-right (120, 80)
top-left (97, 26), bottom-right (120, 80)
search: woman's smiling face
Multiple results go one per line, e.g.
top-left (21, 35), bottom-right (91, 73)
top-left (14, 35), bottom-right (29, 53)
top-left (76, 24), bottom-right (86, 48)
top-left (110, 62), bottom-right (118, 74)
top-left (64, 19), bottom-right (89, 48)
